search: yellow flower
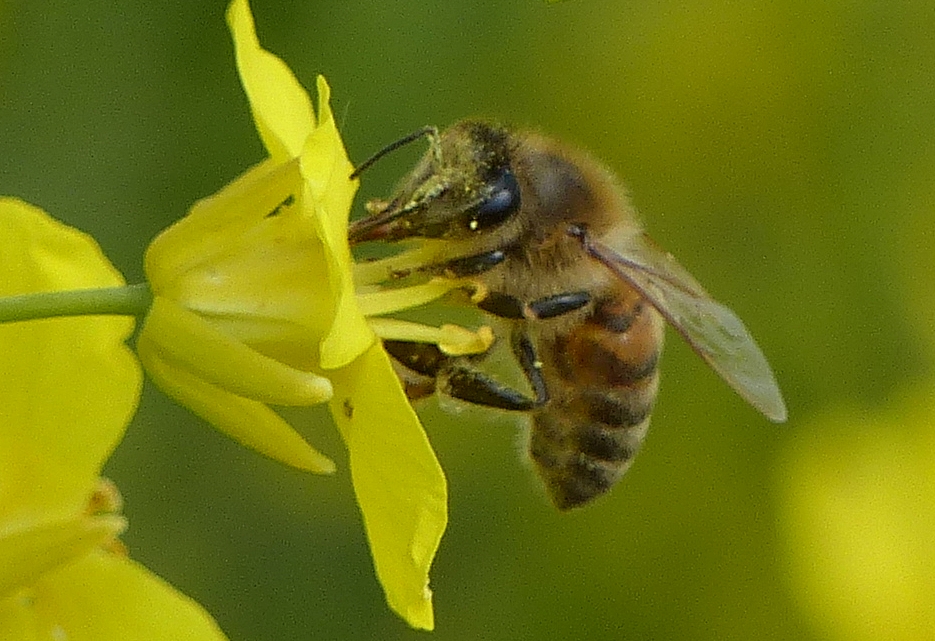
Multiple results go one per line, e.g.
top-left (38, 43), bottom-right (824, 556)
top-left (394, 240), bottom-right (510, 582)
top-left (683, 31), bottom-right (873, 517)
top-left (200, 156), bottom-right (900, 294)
top-left (776, 385), bottom-right (935, 641)
top-left (136, 0), bottom-right (490, 629)
top-left (0, 199), bottom-right (227, 640)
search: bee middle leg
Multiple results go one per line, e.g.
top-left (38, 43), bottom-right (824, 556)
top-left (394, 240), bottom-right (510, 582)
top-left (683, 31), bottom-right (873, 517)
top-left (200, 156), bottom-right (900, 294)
top-left (477, 291), bottom-right (591, 320)
top-left (434, 251), bottom-right (591, 320)
top-left (384, 329), bottom-right (548, 411)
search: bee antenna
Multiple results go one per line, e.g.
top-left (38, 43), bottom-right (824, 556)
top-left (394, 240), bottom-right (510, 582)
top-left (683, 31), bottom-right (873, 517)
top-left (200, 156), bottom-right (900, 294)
top-left (350, 126), bottom-right (440, 180)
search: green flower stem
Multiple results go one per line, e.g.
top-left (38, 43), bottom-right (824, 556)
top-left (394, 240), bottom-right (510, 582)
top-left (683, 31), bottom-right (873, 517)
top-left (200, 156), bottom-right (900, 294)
top-left (0, 284), bottom-right (152, 324)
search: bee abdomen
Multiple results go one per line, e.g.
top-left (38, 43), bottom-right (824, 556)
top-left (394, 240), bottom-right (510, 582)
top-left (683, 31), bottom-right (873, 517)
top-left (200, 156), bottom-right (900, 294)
top-left (529, 384), bottom-right (656, 510)
top-left (530, 289), bottom-right (663, 509)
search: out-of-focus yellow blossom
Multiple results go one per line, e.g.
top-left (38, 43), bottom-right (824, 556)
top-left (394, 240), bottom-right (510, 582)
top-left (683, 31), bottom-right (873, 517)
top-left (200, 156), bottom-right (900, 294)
top-left (776, 384), bottom-right (935, 641)
top-left (0, 199), bottom-right (228, 640)
top-left (137, 0), bottom-right (491, 629)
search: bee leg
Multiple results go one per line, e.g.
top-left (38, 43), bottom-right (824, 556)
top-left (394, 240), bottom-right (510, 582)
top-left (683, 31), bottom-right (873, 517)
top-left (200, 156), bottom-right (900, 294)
top-left (444, 367), bottom-right (540, 411)
top-left (384, 341), bottom-right (450, 402)
top-left (509, 328), bottom-right (549, 406)
top-left (529, 291), bottom-right (591, 319)
top-left (437, 249), bottom-right (506, 277)
top-left (388, 355), bottom-right (440, 402)
top-left (383, 330), bottom-right (550, 412)
top-left (478, 290), bottom-right (591, 320)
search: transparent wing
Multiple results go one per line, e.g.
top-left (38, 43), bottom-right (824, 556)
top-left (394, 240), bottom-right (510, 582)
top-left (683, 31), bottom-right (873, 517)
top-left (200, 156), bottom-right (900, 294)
top-left (584, 228), bottom-right (787, 422)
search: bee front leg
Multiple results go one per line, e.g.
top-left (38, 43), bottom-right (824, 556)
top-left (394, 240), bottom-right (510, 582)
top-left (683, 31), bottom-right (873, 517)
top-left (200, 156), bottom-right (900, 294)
top-left (437, 249), bottom-right (506, 277)
top-left (383, 329), bottom-right (549, 412)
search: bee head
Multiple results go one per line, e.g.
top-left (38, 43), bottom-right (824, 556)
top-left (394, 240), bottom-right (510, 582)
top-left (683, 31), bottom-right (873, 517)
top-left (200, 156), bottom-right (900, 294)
top-left (349, 121), bottom-right (523, 244)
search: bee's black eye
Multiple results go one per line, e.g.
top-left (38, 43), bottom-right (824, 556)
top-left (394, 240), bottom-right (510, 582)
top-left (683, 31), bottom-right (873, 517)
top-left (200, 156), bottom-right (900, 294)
top-left (468, 168), bottom-right (521, 231)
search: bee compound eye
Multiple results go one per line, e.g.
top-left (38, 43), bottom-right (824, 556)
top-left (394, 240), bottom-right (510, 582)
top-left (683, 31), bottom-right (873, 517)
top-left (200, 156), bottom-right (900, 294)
top-left (469, 167), bottom-right (521, 231)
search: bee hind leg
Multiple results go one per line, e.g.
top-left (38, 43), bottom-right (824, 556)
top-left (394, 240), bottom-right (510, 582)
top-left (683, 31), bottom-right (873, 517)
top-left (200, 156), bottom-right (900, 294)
top-left (383, 329), bottom-right (549, 412)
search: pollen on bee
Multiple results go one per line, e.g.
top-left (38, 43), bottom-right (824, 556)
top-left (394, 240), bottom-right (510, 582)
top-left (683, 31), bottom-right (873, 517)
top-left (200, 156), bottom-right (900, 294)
top-left (469, 218), bottom-right (479, 230)
top-left (365, 198), bottom-right (390, 214)
top-left (468, 281), bottom-right (490, 303)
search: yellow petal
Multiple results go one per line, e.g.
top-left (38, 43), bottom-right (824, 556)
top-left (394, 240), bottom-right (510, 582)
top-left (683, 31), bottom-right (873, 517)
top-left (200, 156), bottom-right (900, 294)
top-left (0, 198), bottom-right (126, 291)
top-left (0, 516), bottom-right (125, 599)
top-left (140, 298), bottom-right (333, 406)
top-left (302, 77), bottom-right (354, 208)
top-left (0, 199), bottom-right (141, 528)
top-left (226, 0), bottom-right (314, 161)
top-left (145, 158), bottom-right (336, 371)
top-left (145, 158), bottom-right (303, 291)
top-left (0, 551), bottom-right (228, 641)
top-left (138, 328), bottom-right (335, 474)
top-left (301, 77), bottom-right (372, 370)
top-left (329, 344), bottom-right (446, 630)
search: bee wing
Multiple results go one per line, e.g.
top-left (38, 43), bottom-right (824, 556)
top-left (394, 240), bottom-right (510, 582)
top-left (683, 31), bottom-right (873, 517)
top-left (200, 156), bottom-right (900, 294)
top-left (584, 229), bottom-right (787, 423)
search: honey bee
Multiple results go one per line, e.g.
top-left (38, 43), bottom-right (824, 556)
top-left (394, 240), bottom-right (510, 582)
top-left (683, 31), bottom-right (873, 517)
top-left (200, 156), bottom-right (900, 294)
top-left (349, 121), bottom-right (786, 510)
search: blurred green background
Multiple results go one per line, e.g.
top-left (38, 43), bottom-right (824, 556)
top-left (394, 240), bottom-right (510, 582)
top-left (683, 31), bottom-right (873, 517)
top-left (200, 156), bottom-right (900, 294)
top-left (2, 0), bottom-right (934, 639)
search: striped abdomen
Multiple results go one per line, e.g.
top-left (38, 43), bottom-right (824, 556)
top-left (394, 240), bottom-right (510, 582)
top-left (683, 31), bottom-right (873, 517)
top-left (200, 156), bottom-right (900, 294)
top-left (529, 282), bottom-right (665, 510)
